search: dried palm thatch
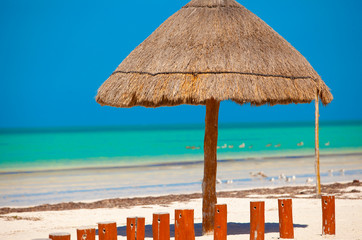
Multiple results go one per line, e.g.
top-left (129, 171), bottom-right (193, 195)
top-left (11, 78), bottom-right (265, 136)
top-left (96, 0), bottom-right (333, 108)
top-left (96, 0), bottom-right (333, 234)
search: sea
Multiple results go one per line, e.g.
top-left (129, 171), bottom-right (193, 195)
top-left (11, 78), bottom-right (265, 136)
top-left (0, 121), bottom-right (361, 207)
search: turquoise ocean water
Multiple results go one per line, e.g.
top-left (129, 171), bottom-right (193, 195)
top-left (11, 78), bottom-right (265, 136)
top-left (0, 121), bottom-right (361, 206)
top-left (0, 121), bottom-right (361, 172)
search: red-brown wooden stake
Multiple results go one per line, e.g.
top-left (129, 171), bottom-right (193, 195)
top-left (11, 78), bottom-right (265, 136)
top-left (175, 209), bottom-right (195, 240)
top-left (49, 233), bottom-right (71, 240)
top-left (214, 204), bottom-right (227, 240)
top-left (153, 213), bottom-right (170, 240)
top-left (250, 201), bottom-right (265, 240)
top-left (322, 195), bottom-right (336, 235)
top-left (127, 217), bottom-right (145, 240)
top-left (278, 199), bottom-right (294, 239)
top-left (77, 228), bottom-right (95, 240)
top-left (98, 222), bottom-right (117, 240)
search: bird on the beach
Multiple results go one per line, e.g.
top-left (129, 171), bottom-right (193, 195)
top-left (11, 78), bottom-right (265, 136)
top-left (286, 177), bottom-right (292, 182)
top-left (226, 180), bottom-right (233, 184)
top-left (279, 173), bottom-right (286, 180)
top-left (228, 145), bottom-right (234, 149)
top-left (297, 141), bottom-right (304, 146)
top-left (217, 146), bottom-right (220, 149)
top-left (339, 169), bottom-right (345, 176)
top-left (221, 144), bottom-right (227, 149)
top-left (249, 172), bottom-right (258, 177)
top-left (239, 143), bottom-right (245, 148)
top-left (325, 141), bottom-right (330, 146)
top-left (250, 172), bottom-right (268, 178)
top-left (216, 179), bottom-right (222, 184)
top-left (258, 171), bottom-right (268, 178)
top-left (266, 143), bottom-right (272, 147)
top-left (269, 178), bottom-right (275, 182)
top-left (306, 178), bottom-right (314, 184)
top-left (328, 169), bottom-right (334, 176)
top-left (292, 175), bottom-right (296, 181)
top-left (274, 144), bottom-right (281, 147)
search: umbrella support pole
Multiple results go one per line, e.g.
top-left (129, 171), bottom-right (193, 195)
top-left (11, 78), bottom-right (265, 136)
top-left (202, 99), bottom-right (220, 235)
top-left (315, 92), bottom-right (321, 196)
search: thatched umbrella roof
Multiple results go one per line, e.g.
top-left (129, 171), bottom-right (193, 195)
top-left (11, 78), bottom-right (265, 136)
top-left (96, 0), bottom-right (333, 234)
top-left (96, 0), bottom-right (333, 108)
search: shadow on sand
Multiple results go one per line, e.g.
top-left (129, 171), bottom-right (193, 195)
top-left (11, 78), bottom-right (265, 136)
top-left (96, 222), bottom-right (308, 237)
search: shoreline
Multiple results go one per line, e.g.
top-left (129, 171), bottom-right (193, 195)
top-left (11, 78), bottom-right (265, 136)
top-left (1, 151), bottom-right (361, 175)
top-left (1, 181), bottom-right (360, 215)
top-left (1, 152), bottom-right (360, 208)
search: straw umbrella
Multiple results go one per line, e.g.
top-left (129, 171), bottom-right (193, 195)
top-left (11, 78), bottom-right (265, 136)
top-left (96, 0), bottom-right (333, 234)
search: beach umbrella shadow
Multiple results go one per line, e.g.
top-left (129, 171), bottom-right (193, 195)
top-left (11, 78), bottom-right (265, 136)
top-left (112, 223), bottom-right (203, 237)
top-left (226, 222), bottom-right (308, 235)
top-left (96, 222), bottom-right (308, 237)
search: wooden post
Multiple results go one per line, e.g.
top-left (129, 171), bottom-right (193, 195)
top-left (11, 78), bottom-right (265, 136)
top-left (77, 228), bottom-right (95, 240)
top-left (202, 99), bottom-right (220, 235)
top-left (322, 195), bottom-right (336, 235)
top-left (315, 92), bottom-right (321, 196)
top-left (153, 212), bottom-right (170, 240)
top-left (175, 209), bottom-right (195, 240)
top-left (49, 233), bottom-right (71, 240)
top-left (250, 201), bottom-right (265, 240)
top-left (214, 204), bottom-right (227, 240)
top-left (98, 221), bottom-right (117, 240)
top-left (127, 217), bottom-right (145, 240)
top-left (278, 199), bottom-right (294, 239)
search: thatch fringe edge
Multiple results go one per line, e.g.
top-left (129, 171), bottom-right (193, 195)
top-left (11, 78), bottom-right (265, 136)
top-left (96, 72), bottom-right (333, 108)
top-left (111, 71), bottom-right (317, 81)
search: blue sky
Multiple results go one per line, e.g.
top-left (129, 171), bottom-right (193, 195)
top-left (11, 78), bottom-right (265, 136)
top-left (0, 0), bottom-right (361, 128)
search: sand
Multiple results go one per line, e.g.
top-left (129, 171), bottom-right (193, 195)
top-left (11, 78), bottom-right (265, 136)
top-left (1, 182), bottom-right (361, 240)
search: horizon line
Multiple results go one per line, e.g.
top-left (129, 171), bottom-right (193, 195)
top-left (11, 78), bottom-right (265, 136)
top-left (0, 120), bottom-right (361, 134)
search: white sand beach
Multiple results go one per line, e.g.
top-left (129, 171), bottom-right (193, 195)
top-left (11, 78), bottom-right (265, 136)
top-left (1, 183), bottom-right (361, 240)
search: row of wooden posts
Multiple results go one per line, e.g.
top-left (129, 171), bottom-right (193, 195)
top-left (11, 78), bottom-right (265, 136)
top-left (33, 196), bottom-right (335, 240)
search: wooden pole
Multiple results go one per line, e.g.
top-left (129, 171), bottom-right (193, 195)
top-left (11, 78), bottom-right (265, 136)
top-left (202, 99), bottom-right (220, 235)
top-left (127, 217), bottom-right (145, 240)
top-left (315, 92), bottom-right (321, 196)
top-left (77, 228), bottom-right (96, 240)
top-left (250, 201), bottom-right (265, 240)
top-left (98, 221), bottom-right (117, 240)
top-left (175, 209), bottom-right (195, 240)
top-left (214, 204), bottom-right (227, 240)
top-left (322, 195), bottom-right (336, 235)
top-left (153, 213), bottom-right (170, 240)
top-left (49, 233), bottom-right (71, 240)
top-left (278, 199), bottom-right (294, 239)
